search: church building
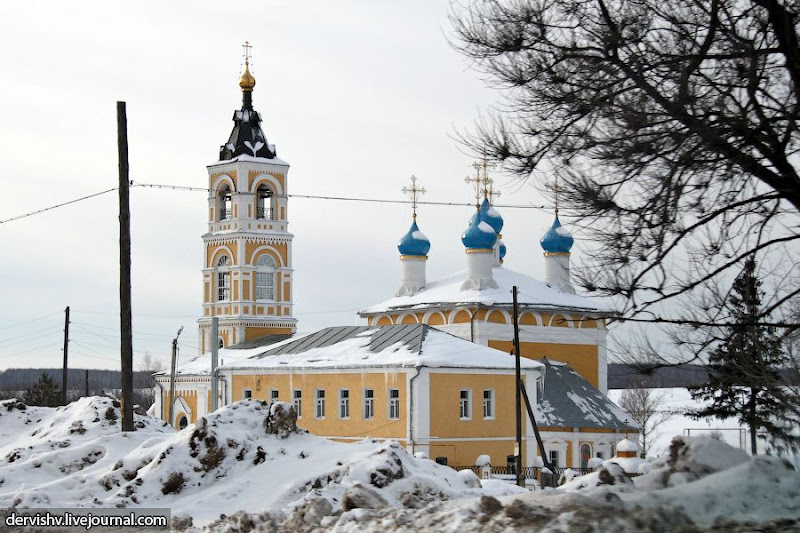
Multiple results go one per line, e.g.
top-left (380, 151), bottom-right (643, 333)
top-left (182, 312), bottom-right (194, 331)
top-left (153, 50), bottom-right (636, 470)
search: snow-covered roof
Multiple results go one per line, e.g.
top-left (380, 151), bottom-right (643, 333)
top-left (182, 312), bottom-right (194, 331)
top-left (536, 361), bottom-right (636, 430)
top-left (359, 266), bottom-right (614, 315)
top-left (157, 334), bottom-right (304, 377)
top-left (221, 324), bottom-right (544, 372)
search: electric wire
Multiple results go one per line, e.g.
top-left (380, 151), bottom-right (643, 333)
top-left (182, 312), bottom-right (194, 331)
top-left (0, 188), bottom-right (118, 225)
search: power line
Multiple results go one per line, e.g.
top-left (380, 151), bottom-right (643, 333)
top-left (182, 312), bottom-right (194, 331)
top-left (0, 188), bottom-right (118, 225)
top-left (131, 181), bottom-right (548, 210)
top-left (0, 311), bottom-right (62, 331)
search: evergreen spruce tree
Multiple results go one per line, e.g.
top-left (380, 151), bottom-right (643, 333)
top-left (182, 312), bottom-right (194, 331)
top-left (23, 372), bottom-right (63, 407)
top-left (690, 259), bottom-right (797, 454)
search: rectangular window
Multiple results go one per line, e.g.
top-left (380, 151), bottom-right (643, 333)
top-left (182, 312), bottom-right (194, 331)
top-left (536, 378), bottom-right (544, 404)
top-left (483, 389), bottom-right (494, 419)
top-left (242, 389), bottom-right (252, 400)
top-left (363, 388), bottom-right (374, 419)
top-left (255, 272), bottom-right (275, 300)
top-left (269, 389), bottom-right (279, 404)
top-left (339, 389), bottom-right (350, 419)
top-left (388, 388), bottom-right (400, 419)
top-left (549, 450), bottom-right (560, 467)
top-left (459, 389), bottom-right (471, 420)
top-left (217, 272), bottom-right (230, 301)
top-left (292, 389), bottom-right (302, 418)
top-left (315, 389), bottom-right (326, 419)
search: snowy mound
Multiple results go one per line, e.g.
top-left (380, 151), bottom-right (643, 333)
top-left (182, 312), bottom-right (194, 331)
top-left (0, 398), bottom-right (522, 528)
top-left (324, 436), bottom-right (799, 532)
top-left (0, 396), bottom-right (173, 508)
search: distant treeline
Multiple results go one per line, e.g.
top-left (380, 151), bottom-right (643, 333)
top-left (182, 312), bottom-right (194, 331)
top-left (608, 363), bottom-right (800, 389)
top-left (0, 368), bottom-right (155, 393)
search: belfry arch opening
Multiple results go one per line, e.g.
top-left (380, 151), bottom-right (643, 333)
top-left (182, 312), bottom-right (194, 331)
top-left (256, 184), bottom-right (274, 220)
top-left (218, 185), bottom-right (232, 220)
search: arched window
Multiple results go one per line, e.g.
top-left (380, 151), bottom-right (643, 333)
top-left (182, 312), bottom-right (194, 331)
top-left (218, 337), bottom-right (224, 349)
top-left (216, 255), bottom-right (230, 301)
top-left (177, 415), bottom-right (188, 430)
top-left (256, 185), bottom-right (273, 220)
top-left (218, 185), bottom-right (232, 220)
top-left (580, 443), bottom-right (592, 469)
top-left (255, 255), bottom-right (275, 300)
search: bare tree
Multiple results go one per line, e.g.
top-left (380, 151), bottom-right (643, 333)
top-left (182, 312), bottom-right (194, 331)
top-left (135, 352), bottom-right (164, 410)
top-left (619, 385), bottom-right (672, 457)
top-left (451, 0), bottom-right (800, 328)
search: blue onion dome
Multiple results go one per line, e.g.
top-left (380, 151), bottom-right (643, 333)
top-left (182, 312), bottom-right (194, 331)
top-left (540, 216), bottom-right (574, 253)
top-left (462, 210), bottom-right (498, 250)
top-left (498, 238), bottom-right (507, 260)
top-left (397, 220), bottom-right (431, 256)
top-left (480, 198), bottom-right (504, 234)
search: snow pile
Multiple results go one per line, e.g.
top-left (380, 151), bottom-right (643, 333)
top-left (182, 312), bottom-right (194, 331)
top-left (321, 436), bottom-right (799, 532)
top-left (0, 398), bottom-right (522, 529)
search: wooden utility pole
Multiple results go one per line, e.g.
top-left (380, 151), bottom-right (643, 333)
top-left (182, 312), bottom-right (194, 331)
top-left (168, 326), bottom-right (184, 426)
top-left (117, 101), bottom-right (134, 432)
top-left (512, 286), bottom-right (524, 487)
top-left (61, 306), bottom-right (70, 405)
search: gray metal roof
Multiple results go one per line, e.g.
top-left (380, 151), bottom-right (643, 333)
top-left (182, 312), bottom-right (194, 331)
top-left (253, 325), bottom-right (428, 358)
top-left (538, 360), bottom-right (636, 431)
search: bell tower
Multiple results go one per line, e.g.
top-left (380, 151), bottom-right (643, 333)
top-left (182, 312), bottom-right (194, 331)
top-left (198, 43), bottom-right (297, 352)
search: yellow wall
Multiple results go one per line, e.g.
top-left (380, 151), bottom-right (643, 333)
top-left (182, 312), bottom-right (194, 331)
top-left (429, 373), bottom-right (517, 438)
top-left (488, 340), bottom-right (598, 388)
top-left (243, 326), bottom-right (294, 341)
top-left (162, 389), bottom-right (199, 427)
top-left (231, 372), bottom-right (407, 440)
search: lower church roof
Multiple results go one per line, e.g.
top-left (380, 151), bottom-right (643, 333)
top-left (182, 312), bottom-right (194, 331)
top-left (220, 324), bottom-right (543, 372)
top-left (537, 360), bottom-right (638, 431)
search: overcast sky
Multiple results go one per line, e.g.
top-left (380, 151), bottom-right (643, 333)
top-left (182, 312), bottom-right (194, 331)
top-left (0, 1), bottom-right (586, 372)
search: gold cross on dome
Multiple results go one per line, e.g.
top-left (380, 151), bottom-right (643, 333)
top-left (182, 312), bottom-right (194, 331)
top-left (402, 175), bottom-right (426, 219)
top-left (554, 174), bottom-right (560, 217)
top-left (487, 180), bottom-right (501, 203)
top-left (242, 41), bottom-right (253, 64)
top-left (471, 152), bottom-right (495, 201)
top-left (465, 169), bottom-right (483, 208)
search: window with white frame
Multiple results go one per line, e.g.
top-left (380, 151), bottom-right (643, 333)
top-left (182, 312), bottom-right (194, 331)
top-left (363, 388), bottom-right (374, 419)
top-left (256, 184), bottom-right (274, 220)
top-left (483, 389), bottom-right (494, 419)
top-left (536, 377), bottom-right (544, 404)
top-left (315, 389), bottom-right (325, 419)
top-left (459, 389), bottom-right (471, 420)
top-left (216, 255), bottom-right (230, 301)
top-left (255, 255), bottom-right (276, 300)
top-left (242, 389), bottom-right (252, 400)
top-left (339, 389), bottom-right (350, 419)
top-left (269, 389), bottom-right (279, 404)
top-left (549, 450), bottom-right (560, 467)
top-left (292, 389), bottom-right (302, 417)
top-left (388, 389), bottom-right (400, 419)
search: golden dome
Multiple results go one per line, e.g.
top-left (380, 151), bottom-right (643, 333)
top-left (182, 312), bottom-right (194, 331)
top-left (239, 62), bottom-right (256, 91)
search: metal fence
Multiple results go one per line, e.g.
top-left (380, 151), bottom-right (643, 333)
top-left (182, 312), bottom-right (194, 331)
top-left (451, 465), bottom-right (595, 482)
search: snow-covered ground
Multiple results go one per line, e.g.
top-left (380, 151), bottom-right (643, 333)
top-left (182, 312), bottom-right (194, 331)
top-left (608, 388), bottom-right (798, 465)
top-left (1, 396), bottom-right (797, 531)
